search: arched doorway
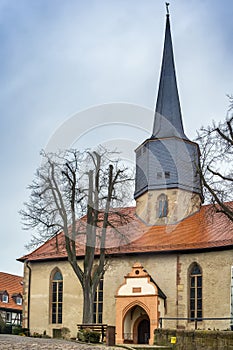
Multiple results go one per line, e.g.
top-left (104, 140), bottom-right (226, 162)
top-left (137, 318), bottom-right (150, 344)
top-left (123, 305), bottom-right (148, 344)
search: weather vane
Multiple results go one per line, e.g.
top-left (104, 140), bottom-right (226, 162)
top-left (165, 2), bottom-right (170, 15)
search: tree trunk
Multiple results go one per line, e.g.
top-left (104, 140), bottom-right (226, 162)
top-left (82, 283), bottom-right (94, 324)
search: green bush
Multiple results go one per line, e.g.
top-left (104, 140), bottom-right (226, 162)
top-left (77, 330), bottom-right (86, 342)
top-left (89, 331), bottom-right (101, 343)
top-left (12, 325), bottom-right (22, 335)
top-left (77, 329), bottom-right (101, 343)
top-left (61, 327), bottom-right (71, 340)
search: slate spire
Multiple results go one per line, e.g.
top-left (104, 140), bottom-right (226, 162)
top-left (134, 5), bottom-right (202, 221)
top-left (152, 8), bottom-right (187, 139)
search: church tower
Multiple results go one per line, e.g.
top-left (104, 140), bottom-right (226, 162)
top-left (134, 6), bottom-right (202, 225)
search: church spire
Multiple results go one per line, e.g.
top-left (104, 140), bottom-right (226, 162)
top-left (152, 5), bottom-right (187, 139)
top-left (134, 5), bottom-right (202, 224)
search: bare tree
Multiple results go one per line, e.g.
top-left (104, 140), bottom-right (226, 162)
top-left (197, 96), bottom-right (233, 221)
top-left (20, 148), bottom-right (133, 323)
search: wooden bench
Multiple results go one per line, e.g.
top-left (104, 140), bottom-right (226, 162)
top-left (77, 323), bottom-right (108, 342)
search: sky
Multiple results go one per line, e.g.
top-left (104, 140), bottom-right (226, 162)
top-left (0, 0), bottom-right (233, 276)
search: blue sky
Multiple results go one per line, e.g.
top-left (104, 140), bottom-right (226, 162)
top-left (0, 0), bottom-right (233, 275)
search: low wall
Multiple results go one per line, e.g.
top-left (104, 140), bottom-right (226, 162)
top-left (154, 329), bottom-right (233, 350)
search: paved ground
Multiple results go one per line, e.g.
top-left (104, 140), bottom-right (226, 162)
top-left (0, 335), bottom-right (123, 350)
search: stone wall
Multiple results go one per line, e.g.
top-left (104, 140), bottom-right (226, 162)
top-left (154, 329), bottom-right (233, 350)
top-left (22, 260), bottom-right (84, 338)
top-left (22, 250), bottom-right (233, 338)
top-left (136, 189), bottom-right (201, 225)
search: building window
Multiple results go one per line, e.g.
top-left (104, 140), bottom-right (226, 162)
top-left (189, 263), bottom-right (202, 321)
top-left (2, 293), bottom-right (9, 303)
top-left (16, 296), bottom-right (22, 305)
top-left (11, 293), bottom-right (22, 305)
top-left (51, 270), bottom-right (63, 324)
top-left (6, 312), bottom-right (11, 323)
top-left (11, 312), bottom-right (22, 325)
top-left (156, 171), bottom-right (170, 179)
top-left (157, 194), bottom-right (168, 218)
top-left (93, 278), bottom-right (103, 323)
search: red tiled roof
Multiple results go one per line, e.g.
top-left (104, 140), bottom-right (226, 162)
top-left (0, 272), bottom-right (23, 311)
top-left (18, 203), bottom-right (233, 263)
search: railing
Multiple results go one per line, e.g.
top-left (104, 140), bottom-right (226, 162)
top-left (159, 317), bottom-right (233, 330)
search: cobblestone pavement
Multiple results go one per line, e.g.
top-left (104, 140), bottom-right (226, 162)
top-left (0, 335), bottom-right (124, 350)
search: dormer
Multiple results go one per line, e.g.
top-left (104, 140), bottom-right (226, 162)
top-left (12, 293), bottom-right (23, 305)
top-left (0, 290), bottom-right (9, 303)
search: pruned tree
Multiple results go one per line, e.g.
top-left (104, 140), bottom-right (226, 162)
top-left (20, 147), bottom-right (133, 323)
top-left (196, 96), bottom-right (233, 221)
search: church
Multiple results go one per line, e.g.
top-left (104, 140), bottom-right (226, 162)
top-left (18, 8), bottom-right (233, 346)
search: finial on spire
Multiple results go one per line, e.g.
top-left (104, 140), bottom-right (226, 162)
top-left (165, 2), bottom-right (170, 16)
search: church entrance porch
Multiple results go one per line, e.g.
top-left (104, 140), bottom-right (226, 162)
top-left (115, 263), bottom-right (166, 345)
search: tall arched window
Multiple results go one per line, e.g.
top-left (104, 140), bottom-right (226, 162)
top-left (93, 277), bottom-right (104, 323)
top-left (189, 263), bottom-right (202, 321)
top-left (157, 194), bottom-right (168, 218)
top-left (51, 270), bottom-right (63, 324)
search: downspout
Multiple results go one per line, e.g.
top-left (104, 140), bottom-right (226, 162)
top-left (26, 260), bottom-right (31, 333)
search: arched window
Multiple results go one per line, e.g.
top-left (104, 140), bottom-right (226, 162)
top-left (51, 269), bottom-right (63, 324)
top-left (189, 263), bottom-right (202, 321)
top-left (157, 194), bottom-right (168, 218)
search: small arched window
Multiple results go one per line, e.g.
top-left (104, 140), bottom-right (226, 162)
top-left (157, 194), bottom-right (168, 218)
top-left (189, 263), bottom-right (202, 321)
top-left (51, 269), bottom-right (63, 324)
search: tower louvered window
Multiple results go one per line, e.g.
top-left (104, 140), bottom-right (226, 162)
top-left (189, 263), bottom-right (202, 321)
top-left (157, 194), bottom-right (168, 218)
top-left (51, 270), bottom-right (63, 324)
